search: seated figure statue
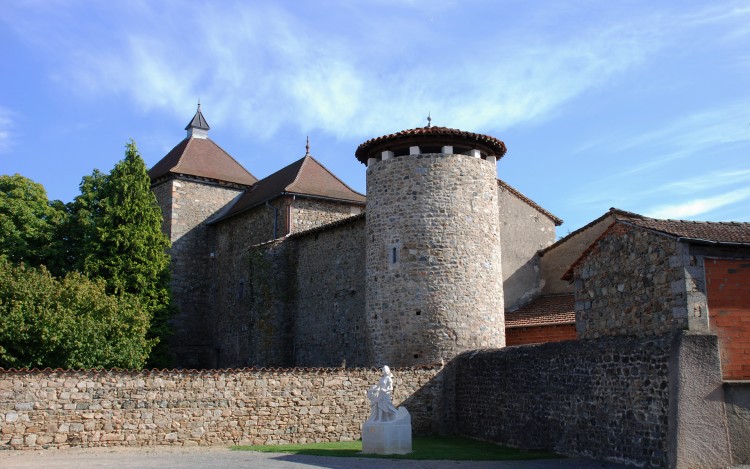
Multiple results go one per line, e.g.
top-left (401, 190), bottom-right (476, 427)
top-left (367, 365), bottom-right (399, 422)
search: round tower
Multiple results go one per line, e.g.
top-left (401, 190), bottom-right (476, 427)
top-left (356, 125), bottom-right (507, 366)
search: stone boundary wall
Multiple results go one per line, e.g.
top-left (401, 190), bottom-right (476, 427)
top-left (452, 335), bottom-right (673, 467)
top-left (0, 366), bottom-right (442, 450)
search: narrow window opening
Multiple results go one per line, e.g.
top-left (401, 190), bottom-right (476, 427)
top-left (238, 281), bottom-right (245, 299)
top-left (413, 353), bottom-right (420, 359)
top-left (392, 247), bottom-right (398, 264)
top-left (415, 310), bottom-right (421, 316)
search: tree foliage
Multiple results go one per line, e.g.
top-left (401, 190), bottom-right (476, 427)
top-left (68, 141), bottom-right (173, 366)
top-left (0, 140), bottom-right (173, 368)
top-left (0, 174), bottom-right (66, 270)
top-left (0, 256), bottom-right (154, 369)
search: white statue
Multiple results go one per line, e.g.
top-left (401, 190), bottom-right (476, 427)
top-left (362, 365), bottom-right (412, 454)
top-left (367, 365), bottom-right (399, 422)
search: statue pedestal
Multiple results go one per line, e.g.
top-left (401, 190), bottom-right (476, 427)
top-left (362, 407), bottom-right (412, 454)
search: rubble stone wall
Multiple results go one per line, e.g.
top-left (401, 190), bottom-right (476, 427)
top-left (574, 224), bottom-right (688, 338)
top-left (290, 198), bottom-right (362, 233)
top-left (157, 178), bottom-right (245, 369)
top-left (365, 153), bottom-right (505, 366)
top-left (453, 334), bottom-right (672, 467)
top-left (293, 216), bottom-right (368, 367)
top-left (0, 366), bottom-right (442, 450)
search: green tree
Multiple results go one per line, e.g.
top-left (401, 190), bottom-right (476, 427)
top-left (69, 141), bottom-right (173, 367)
top-left (0, 256), bottom-right (154, 369)
top-left (0, 174), bottom-right (66, 269)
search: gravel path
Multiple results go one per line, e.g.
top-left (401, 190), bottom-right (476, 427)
top-left (0, 446), bottom-right (632, 469)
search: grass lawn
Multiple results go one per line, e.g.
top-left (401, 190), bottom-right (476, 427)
top-left (231, 436), bottom-right (561, 461)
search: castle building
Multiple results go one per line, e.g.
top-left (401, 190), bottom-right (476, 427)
top-left (150, 107), bottom-right (567, 368)
top-left (149, 106), bottom-right (749, 378)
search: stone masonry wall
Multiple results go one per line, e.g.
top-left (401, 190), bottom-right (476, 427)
top-left (210, 239), bottom-right (296, 368)
top-left (497, 184), bottom-right (556, 311)
top-left (210, 214), bottom-right (366, 369)
top-left (293, 216), bottom-right (368, 367)
top-left (162, 178), bottom-right (246, 369)
top-left (290, 198), bottom-right (362, 233)
top-left (151, 180), bottom-right (173, 238)
top-left (366, 154), bottom-right (505, 367)
top-left (575, 224), bottom-right (688, 339)
top-left (454, 334), bottom-right (672, 467)
top-left (0, 366), bottom-right (442, 450)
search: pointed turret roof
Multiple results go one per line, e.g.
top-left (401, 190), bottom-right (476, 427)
top-left (209, 154), bottom-right (365, 223)
top-left (185, 103), bottom-right (210, 131)
top-left (149, 105), bottom-right (257, 186)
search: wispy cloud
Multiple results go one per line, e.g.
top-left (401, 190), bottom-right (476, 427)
top-left (0, 1), bottom-right (678, 140)
top-left (645, 187), bottom-right (750, 219)
top-left (0, 107), bottom-right (13, 153)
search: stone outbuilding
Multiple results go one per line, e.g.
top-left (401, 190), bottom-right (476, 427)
top-left (563, 208), bottom-right (750, 379)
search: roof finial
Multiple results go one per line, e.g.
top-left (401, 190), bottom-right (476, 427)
top-left (427, 112), bottom-right (432, 128)
top-left (197, 98), bottom-right (201, 110)
top-left (305, 136), bottom-right (310, 156)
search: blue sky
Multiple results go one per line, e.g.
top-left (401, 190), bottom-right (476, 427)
top-left (1, 0), bottom-right (748, 235)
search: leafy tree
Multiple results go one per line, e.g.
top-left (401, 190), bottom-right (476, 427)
top-left (0, 256), bottom-right (154, 369)
top-left (69, 141), bottom-right (173, 366)
top-left (0, 174), bottom-right (66, 269)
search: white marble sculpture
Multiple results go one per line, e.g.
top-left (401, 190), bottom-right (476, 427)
top-left (362, 365), bottom-right (412, 454)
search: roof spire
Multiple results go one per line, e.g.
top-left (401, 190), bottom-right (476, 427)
top-left (305, 136), bottom-right (310, 156)
top-left (427, 112), bottom-right (432, 128)
top-left (185, 101), bottom-right (210, 139)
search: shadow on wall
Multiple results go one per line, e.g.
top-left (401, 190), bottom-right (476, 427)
top-left (503, 254), bottom-right (546, 312)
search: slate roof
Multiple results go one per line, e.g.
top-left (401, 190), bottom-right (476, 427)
top-left (560, 208), bottom-right (750, 280)
top-left (211, 155), bottom-right (366, 223)
top-left (185, 104), bottom-right (210, 131)
top-left (355, 126), bottom-right (507, 164)
top-left (148, 137), bottom-right (258, 186)
top-left (505, 294), bottom-right (575, 328)
top-left (498, 179), bottom-right (562, 226)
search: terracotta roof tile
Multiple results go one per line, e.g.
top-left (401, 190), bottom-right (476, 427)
top-left (148, 137), bottom-right (258, 186)
top-left (355, 126), bottom-right (507, 163)
top-left (612, 208), bottom-right (750, 244)
top-left (210, 155), bottom-right (365, 223)
top-left (505, 294), bottom-right (575, 328)
top-left (560, 208), bottom-right (750, 281)
top-left (498, 179), bottom-right (562, 226)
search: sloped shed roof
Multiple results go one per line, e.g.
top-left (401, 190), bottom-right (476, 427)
top-left (505, 294), bottom-right (575, 328)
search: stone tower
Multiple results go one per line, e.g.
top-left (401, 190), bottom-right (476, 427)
top-left (149, 105), bottom-right (258, 368)
top-left (356, 126), bottom-right (507, 366)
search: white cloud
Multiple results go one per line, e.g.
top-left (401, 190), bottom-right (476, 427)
top-left (645, 187), bottom-right (750, 219)
top-left (4, 0), bottom-right (749, 145)
top-left (0, 107), bottom-right (13, 153)
top-left (0, 1), bottom-right (672, 141)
